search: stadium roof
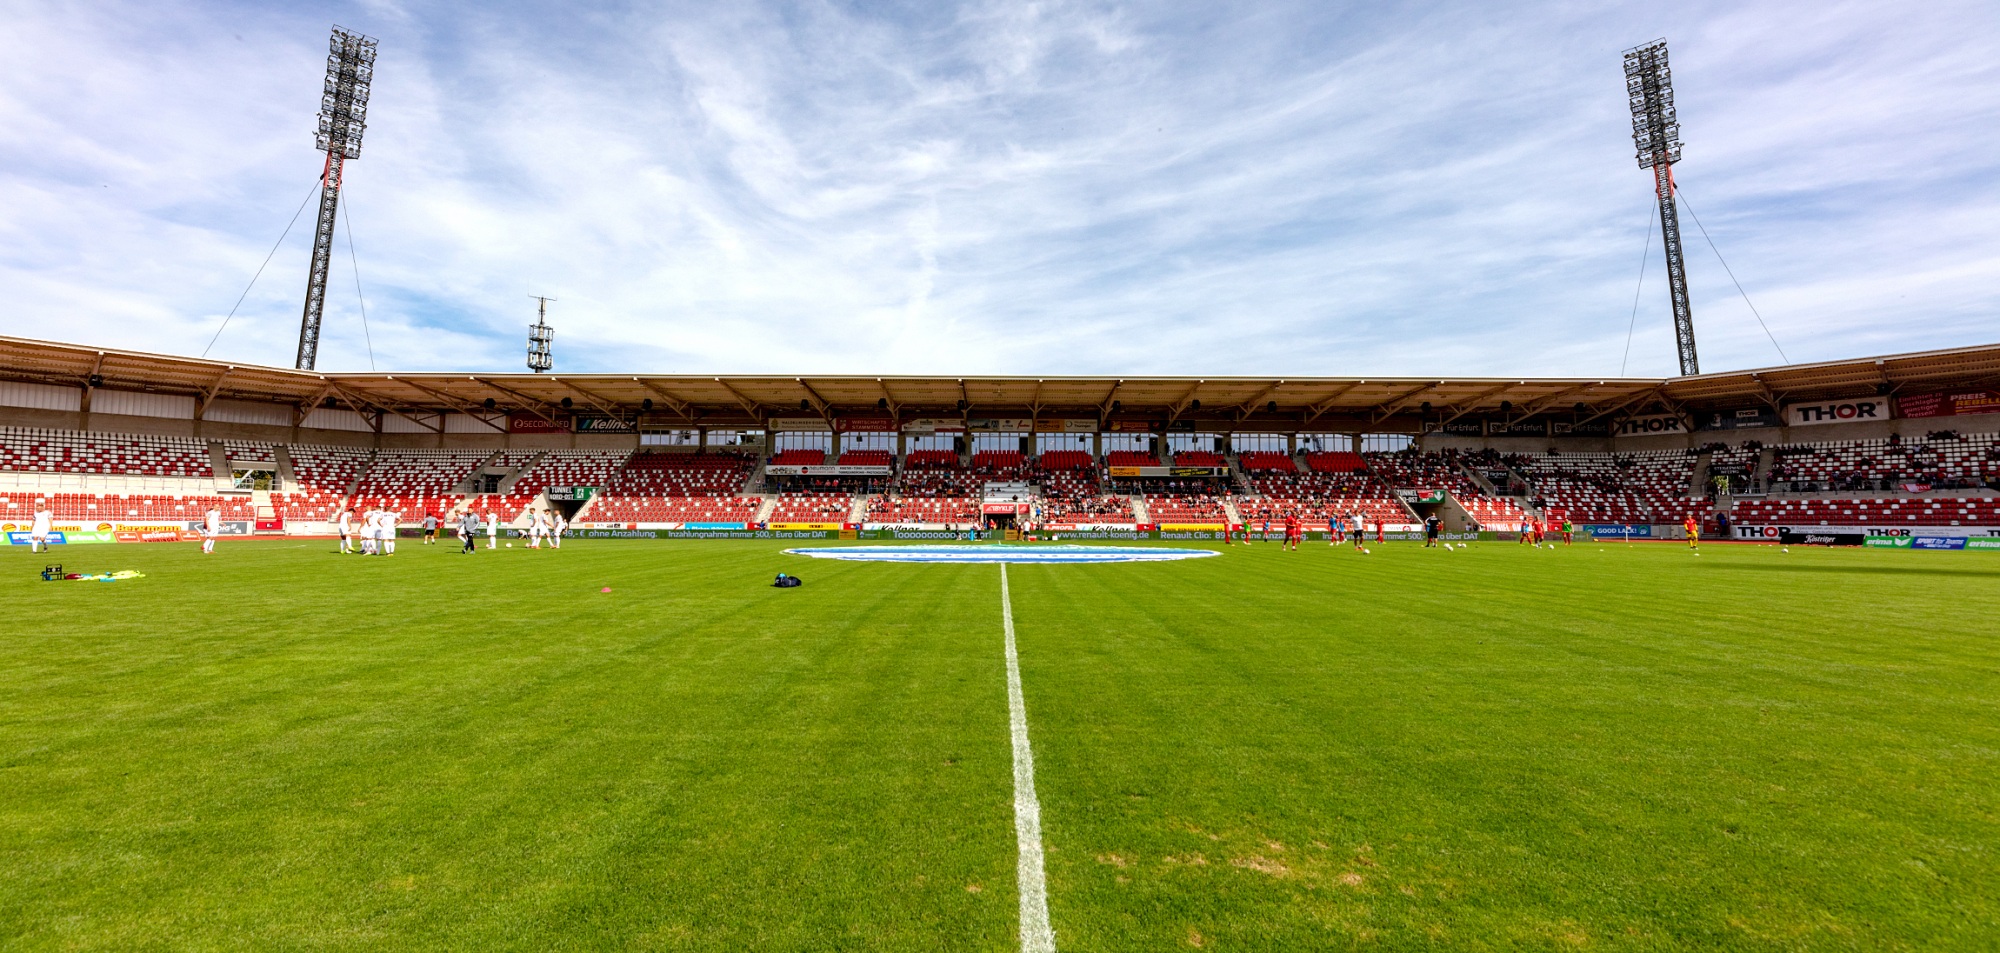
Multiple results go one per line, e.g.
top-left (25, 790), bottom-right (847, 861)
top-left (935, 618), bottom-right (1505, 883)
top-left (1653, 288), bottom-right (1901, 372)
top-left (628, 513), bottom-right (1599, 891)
top-left (3, 335), bottom-right (1996, 432)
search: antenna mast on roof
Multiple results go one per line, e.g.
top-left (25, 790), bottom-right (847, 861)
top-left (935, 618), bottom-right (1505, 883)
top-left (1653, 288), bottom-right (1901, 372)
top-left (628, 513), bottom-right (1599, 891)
top-left (527, 296), bottom-right (555, 373)
top-left (1623, 38), bottom-right (1699, 376)
top-left (296, 25), bottom-right (378, 371)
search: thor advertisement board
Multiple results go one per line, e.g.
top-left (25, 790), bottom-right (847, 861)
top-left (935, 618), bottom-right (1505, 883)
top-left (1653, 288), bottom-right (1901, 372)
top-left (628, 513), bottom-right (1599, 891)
top-left (1740, 525), bottom-right (1926, 541)
top-left (1616, 413), bottom-right (1685, 436)
top-left (1785, 399), bottom-right (1890, 427)
top-left (1896, 389), bottom-right (2000, 419)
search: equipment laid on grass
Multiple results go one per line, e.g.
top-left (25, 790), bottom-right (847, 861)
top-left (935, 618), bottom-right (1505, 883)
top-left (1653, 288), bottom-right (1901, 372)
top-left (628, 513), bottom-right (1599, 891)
top-left (771, 573), bottom-right (803, 588)
top-left (40, 565), bottom-right (145, 582)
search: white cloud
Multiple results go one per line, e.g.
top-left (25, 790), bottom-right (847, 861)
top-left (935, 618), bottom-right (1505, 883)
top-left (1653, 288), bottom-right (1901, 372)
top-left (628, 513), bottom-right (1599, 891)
top-left (0, 0), bottom-right (1994, 379)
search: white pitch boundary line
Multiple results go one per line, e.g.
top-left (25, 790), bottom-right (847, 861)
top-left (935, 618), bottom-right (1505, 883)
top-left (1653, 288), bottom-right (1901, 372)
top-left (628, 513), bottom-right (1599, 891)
top-left (1001, 564), bottom-right (1057, 953)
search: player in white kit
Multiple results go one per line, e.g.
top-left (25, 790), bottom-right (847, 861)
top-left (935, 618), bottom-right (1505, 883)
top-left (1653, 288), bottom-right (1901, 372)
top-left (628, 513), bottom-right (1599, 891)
top-left (551, 513), bottom-right (568, 549)
top-left (362, 509), bottom-right (380, 555)
top-left (528, 510), bottom-right (547, 549)
top-left (485, 510), bottom-right (499, 549)
top-left (202, 505), bottom-right (221, 554)
top-left (30, 502), bottom-right (53, 553)
top-left (337, 507), bottom-right (354, 554)
top-left (383, 508), bottom-right (399, 555)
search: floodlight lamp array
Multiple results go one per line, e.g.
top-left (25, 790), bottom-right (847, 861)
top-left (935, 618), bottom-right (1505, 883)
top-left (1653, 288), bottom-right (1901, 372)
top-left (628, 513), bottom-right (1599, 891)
top-left (1622, 39), bottom-right (1681, 169)
top-left (314, 26), bottom-right (378, 159)
top-left (527, 321), bottom-right (554, 373)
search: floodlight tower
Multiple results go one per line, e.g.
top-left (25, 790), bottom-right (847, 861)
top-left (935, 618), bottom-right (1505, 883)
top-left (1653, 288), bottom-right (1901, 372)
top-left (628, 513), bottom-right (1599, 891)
top-left (296, 25), bottom-right (378, 371)
top-left (1623, 39), bottom-right (1699, 376)
top-left (527, 296), bottom-right (555, 372)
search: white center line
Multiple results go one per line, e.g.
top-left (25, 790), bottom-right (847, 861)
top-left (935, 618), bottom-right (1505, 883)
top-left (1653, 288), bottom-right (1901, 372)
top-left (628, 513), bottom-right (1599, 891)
top-left (1001, 564), bottom-right (1057, 953)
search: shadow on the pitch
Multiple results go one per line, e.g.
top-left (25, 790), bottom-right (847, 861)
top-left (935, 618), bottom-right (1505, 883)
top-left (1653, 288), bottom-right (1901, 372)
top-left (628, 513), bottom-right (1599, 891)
top-left (1707, 562), bottom-right (2000, 579)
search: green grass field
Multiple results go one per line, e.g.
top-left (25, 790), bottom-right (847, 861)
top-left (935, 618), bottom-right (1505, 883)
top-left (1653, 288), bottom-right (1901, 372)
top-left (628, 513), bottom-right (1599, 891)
top-left (3, 537), bottom-right (1996, 951)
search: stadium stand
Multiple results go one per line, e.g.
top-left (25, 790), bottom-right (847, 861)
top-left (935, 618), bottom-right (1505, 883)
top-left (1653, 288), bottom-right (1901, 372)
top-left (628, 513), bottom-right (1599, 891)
top-left (222, 440), bottom-right (278, 464)
top-left (1521, 450), bottom-right (1704, 525)
top-left (3, 491), bottom-right (254, 521)
top-left (1105, 450), bottom-right (1156, 467)
top-left (768, 492), bottom-right (853, 523)
top-left (1236, 472), bottom-right (1410, 525)
top-left (865, 495), bottom-right (980, 523)
top-left (1305, 451), bottom-right (1366, 474)
top-left (769, 449), bottom-right (826, 466)
top-left (1144, 493), bottom-right (1229, 522)
top-left (588, 453), bottom-right (758, 524)
top-left (347, 449), bottom-right (489, 517)
top-left (280, 444), bottom-right (372, 521)
top-left (1707, 442), bottom-right (1762, 494)
top-left (836, 450), bottom-right (894, 468)
top-left (1364, 448), bottom-right (1523, 527)
top-left (510, 450), bottom-right (631, 497)
top-left (895, 468), bottom-right (982, 497)
top-left (970, 450), bottom-right (1027, 476)
top-left (1173, 450), bottom-right (1225, 467)
top-left (1036, 458), bottom-right (1133, 523)
top-left (1036, 450), bottom-right (1094, 471)
top-left (0, 427), bottom-right (211, 477)
top-left (1044, 494), bottom-right (1133, 523)
top-left (1236, 451), bottom-right (1295, 472)
top-left (1733, 495), bottom-right (2000, 527)
top-left (1768, 433), bottom-right (2000, 492)
top-left (903, 449), bottom-right (961, 468)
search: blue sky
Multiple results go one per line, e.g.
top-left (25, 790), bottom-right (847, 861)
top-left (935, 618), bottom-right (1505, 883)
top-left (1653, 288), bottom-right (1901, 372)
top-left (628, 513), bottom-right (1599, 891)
top-left (2, 0), bottom-right (1996, 378)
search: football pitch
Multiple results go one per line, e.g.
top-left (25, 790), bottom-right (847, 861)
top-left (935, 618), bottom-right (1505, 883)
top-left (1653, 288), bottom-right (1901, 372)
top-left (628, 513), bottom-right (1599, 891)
top-left (3, 538), bottom-right (1996, 951)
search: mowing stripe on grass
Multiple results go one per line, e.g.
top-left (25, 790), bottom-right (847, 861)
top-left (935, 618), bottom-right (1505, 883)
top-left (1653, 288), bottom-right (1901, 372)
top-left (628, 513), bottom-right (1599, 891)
top-left (1001, 564), bottom-right (1057, 953)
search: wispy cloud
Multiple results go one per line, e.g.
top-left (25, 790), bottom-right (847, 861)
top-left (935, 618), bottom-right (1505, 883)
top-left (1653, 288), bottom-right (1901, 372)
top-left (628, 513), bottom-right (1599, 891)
top-left (1, 0), bottom-right (1995, 378)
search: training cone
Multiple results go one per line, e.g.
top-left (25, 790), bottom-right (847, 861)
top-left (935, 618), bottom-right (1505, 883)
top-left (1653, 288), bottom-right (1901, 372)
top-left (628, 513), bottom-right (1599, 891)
top-left (600, 587), bottom-right (612, 593)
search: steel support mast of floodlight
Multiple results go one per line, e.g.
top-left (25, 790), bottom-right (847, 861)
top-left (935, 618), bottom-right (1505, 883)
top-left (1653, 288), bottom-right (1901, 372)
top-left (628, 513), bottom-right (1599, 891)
top-left (527, 297), bottom-right (555, 373)
top-left (295, 26), bottom-right (378, 371)
top-left (1624, 38), bottom-right (1698, 376)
